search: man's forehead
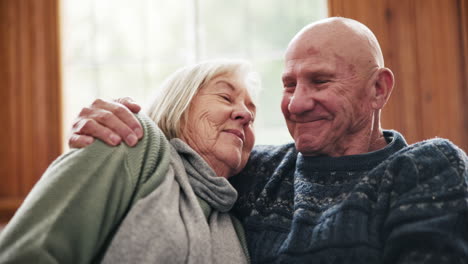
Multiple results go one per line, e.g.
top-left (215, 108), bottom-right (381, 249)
top-left (282, 51), bottom-right (362, 82)
top-left (287, 18), bottom-right (383, 69)
top-left (286, 19), bottom-right (370, 57)
top-left (285, 40), bottom-right (370, 78)
top-left (282, 56), bottom-right (338, 75)
top-left (284, 45), bottom-right (344, 66)
top-left (285, 32), bottom-right (346, 62)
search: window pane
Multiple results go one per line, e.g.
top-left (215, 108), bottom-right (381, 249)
top-left (97, 65), bottom-right (146, 101)
top-left (61, 0), bottom-right (328, 149)
top-left (94, 0), bottom-right (147, 62)
top-left (252, 59), bottom-right (292, 145)
top-left (249, 0), bottom-right (328, 58)
top-left (143, 62), bottom-right (186, 105)
top-left (62, 0), bottom-right (94, 65)
top-left (62, 65), bottom-right (100, 138)
top-left (146, 0), bottom-right (193, 63)
top-left (198, 0), bottom-right (249, 59)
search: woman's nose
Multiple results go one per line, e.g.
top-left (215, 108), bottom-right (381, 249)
top-left (232, 106), bottom-right (253, 125)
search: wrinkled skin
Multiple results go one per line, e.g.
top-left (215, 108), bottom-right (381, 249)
top-left (180, 72), bottom-right (256, 177)
top-left (69, 97), bottom-right (143, 148)
top-left (69, 18), bottom-right (394, 158)
top-left (281, 18), bottom-right (394, 157)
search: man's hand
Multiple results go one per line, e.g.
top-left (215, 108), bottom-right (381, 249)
top-left (69, 97), bottom-right (143, 148)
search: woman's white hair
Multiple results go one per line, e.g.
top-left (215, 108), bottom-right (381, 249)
top-left (144, 59), bottom-right (260, 139)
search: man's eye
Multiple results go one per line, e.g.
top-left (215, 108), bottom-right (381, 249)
top-left (283, 83), bottom-right (296, 88)
top-left (313, 79), bottom-right (329, 84)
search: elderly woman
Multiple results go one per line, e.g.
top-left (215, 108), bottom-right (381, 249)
top-left (0, 60), bottom-right (259, 263)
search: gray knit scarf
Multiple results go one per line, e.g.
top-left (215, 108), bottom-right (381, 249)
top-left (101, 139), bottom-right (247, 264)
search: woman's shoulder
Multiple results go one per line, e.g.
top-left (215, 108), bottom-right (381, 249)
top-left (122, 113), bottom-right (172, 187)
top-left (56, 113), bottom-right (172, 190)
top-left (132, 113), bottom-right (171, 164)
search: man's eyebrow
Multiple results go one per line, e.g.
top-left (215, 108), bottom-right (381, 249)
top-left (281, 74), bottom-right (294, 82)
top-left (282, 70), bottom-right (336, 81)
top-left (308, 70), bottom-right (335, 77)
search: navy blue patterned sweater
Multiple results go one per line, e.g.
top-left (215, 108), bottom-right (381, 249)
top-left (230, 130), bottom-right (468, 263)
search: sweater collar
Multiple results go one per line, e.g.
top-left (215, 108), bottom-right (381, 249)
top-left (297, 130), bottom-right (408, 172)
top-left (170, 138), bottom-right (238, 212)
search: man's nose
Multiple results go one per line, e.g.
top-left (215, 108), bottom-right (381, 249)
top-left (288, 86), bottom-right (315, 114)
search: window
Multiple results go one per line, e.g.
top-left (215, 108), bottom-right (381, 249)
top-left (61, 0), bottom-right (327, 148)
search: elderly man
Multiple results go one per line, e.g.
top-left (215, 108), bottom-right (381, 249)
top-left (70, 17), bottom-right (468, 263)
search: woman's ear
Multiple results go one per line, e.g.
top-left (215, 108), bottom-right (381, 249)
top-left (371, 68), bottom-right (394, 110)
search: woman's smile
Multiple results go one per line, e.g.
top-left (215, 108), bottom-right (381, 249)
top-left (223, 129), bottom-right (245, 142)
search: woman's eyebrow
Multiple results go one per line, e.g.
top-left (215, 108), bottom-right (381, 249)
top-left (216, 80), bottom-right (235, 91)
top-left (216, 80), bottom-right (256, 112)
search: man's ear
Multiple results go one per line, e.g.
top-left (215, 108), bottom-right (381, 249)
top-left (371, 68), bottom-right (394, 110)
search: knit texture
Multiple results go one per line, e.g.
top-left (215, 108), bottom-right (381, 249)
top-left (230, 130), bottom-right (468, 264)
top-left (102, 138), bottom-right (247, 264)
top-left (0, 114), bottom-right (248, 264)
top-left (0, 114), bottom-right (171, 264)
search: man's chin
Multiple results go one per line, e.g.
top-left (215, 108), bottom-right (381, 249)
top-left (294, 140), bottom-right (322, 156)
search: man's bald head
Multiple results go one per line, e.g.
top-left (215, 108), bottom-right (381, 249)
top-left (286, 17), bottom-right (384, 73)
top-left (281, 17), bottom-right (394, 156)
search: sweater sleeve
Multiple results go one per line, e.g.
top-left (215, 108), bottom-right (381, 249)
top-left (382, 139), bottom-right (468, 264)
top-left (0, 114), bottom-right (171, 264)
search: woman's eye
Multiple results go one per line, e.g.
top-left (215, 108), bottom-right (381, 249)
top-left (220, 95), bottom-right (231, 102)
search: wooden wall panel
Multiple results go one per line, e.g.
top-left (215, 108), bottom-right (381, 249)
top-left (329, 0), bottom-right (468, 151)
top-left (415, 1), bottom-right (464, 146)
top-left (460, 0), bottom-right (468, 139)
top-left (0, 0), bottom-right (62, 223)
